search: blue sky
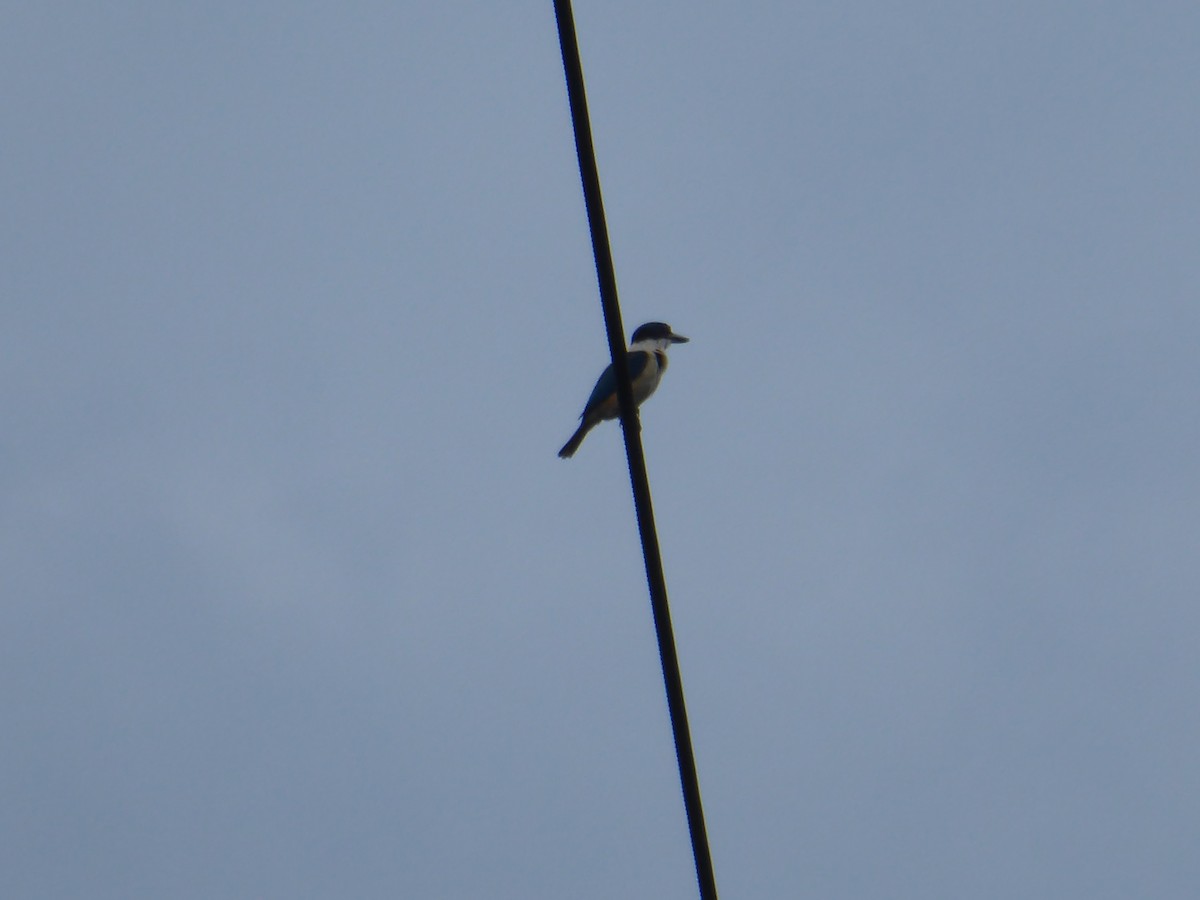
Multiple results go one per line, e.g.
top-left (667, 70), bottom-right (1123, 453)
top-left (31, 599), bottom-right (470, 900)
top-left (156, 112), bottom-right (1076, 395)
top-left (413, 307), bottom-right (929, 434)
top-left (4, 3), bottom-right (1198, 897)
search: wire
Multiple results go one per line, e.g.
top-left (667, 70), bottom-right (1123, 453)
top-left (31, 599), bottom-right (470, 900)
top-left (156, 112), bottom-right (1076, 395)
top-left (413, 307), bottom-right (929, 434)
top-left (552, 4), bottom-right (718, 898)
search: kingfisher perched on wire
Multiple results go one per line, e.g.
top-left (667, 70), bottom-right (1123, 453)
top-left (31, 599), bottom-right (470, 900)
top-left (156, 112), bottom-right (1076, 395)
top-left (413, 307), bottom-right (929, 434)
top-left (558, 321), bottom-right (689, 458)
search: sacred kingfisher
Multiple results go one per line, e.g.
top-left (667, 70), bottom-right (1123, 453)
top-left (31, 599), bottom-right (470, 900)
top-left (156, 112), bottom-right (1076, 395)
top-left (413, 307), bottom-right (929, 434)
top-left (558, 321), bottom-right (689, 458)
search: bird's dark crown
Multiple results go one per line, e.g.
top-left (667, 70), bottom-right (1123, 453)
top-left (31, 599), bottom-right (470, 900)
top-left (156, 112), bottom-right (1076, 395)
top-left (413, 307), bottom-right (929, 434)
top-left (631, 321), bottom-right (684, 343)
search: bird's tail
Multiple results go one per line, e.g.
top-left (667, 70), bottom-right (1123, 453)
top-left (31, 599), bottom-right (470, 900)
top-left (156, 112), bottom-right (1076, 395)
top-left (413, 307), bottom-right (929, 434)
top-left (558, 419), bottom-right (595, 458)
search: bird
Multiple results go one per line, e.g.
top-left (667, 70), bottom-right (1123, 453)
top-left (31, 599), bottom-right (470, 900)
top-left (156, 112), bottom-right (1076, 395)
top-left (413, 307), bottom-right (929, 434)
top-left (558, 321), bottom-right (689, 458)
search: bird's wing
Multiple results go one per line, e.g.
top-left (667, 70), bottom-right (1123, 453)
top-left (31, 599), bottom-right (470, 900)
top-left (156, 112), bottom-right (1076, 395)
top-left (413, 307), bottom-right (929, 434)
top-left (582, 351), bottom-right (653, 415)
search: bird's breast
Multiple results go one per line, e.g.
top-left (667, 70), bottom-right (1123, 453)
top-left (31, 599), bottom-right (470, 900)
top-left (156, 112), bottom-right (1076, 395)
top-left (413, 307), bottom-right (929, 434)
top-left (631, 353), bottom-right (664, 404)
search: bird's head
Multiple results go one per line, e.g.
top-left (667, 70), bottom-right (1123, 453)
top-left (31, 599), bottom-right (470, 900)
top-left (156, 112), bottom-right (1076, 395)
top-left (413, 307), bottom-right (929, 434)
top-left (630, 322), bottom-right (689, 350)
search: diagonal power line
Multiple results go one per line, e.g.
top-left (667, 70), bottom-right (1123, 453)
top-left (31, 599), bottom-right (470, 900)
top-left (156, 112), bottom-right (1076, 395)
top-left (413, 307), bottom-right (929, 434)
top-left (552, 3), bottom-right (718, 898)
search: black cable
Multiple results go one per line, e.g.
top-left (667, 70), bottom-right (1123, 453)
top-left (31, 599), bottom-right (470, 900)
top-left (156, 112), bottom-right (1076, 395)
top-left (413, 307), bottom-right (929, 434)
top-left (552, 4), bottom-right (718, 898)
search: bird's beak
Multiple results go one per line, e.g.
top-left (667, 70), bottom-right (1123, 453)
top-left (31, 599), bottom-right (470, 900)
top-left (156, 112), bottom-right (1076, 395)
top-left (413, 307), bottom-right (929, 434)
top-left (669, 332), bottom-right (690, 344)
